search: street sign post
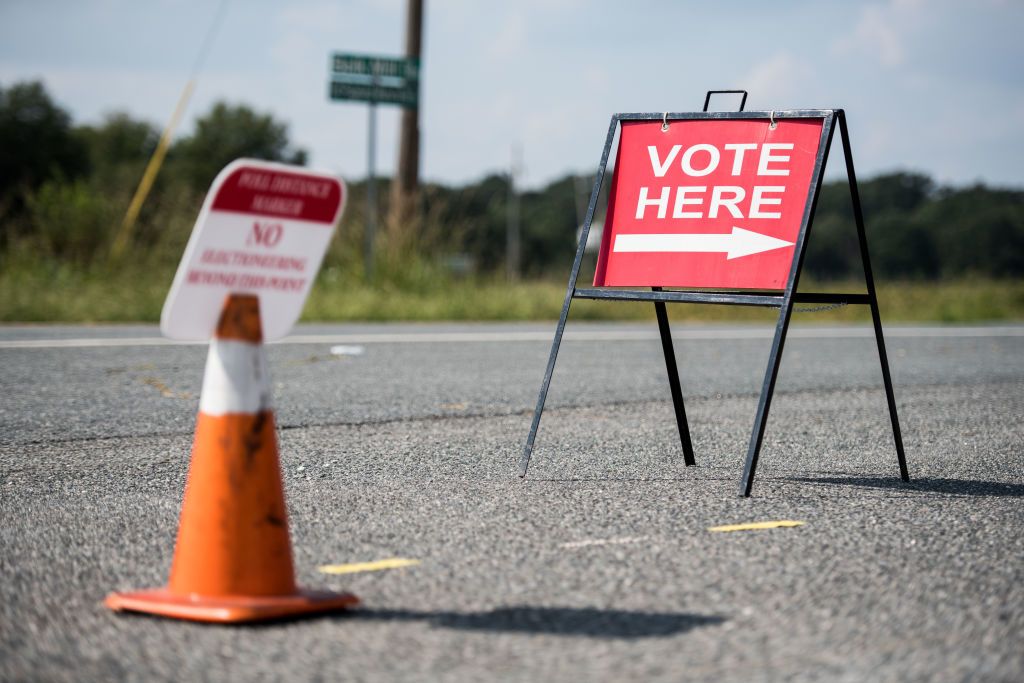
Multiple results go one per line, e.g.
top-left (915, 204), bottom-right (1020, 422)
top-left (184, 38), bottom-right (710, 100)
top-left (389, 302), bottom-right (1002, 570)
top-left (328, 52), bottom-right (420, 281)
top-left (520, 91), bottom-right (909, 497)
top-left (161, 159), bottom-right (346, 341)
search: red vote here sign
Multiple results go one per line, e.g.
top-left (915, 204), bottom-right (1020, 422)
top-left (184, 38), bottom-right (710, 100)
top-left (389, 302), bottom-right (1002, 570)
top-left (593, 118), bottom-right (825, 290)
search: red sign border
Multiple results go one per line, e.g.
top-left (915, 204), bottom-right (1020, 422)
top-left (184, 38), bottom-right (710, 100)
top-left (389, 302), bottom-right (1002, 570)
top-left (592, 112), bottom-right (832, 293)
top-left (593, 117), bottom-right (827, 291)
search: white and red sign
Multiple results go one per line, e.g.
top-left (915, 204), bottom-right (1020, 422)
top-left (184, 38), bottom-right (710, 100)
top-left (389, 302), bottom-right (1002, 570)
top-left (593, 118), bottom-right (825, 289)
top-left (161, 159), bottom-right (346, 341)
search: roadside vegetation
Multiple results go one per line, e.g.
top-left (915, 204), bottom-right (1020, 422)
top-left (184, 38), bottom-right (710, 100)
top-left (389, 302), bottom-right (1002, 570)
top-left (1, 80), bottom-right (1022, 323)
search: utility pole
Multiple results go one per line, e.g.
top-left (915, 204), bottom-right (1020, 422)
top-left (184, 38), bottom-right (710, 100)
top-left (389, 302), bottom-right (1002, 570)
top-left (507, 144), bottom-right (522, 282)
top-left (390, 0), bottom-right (423, 236)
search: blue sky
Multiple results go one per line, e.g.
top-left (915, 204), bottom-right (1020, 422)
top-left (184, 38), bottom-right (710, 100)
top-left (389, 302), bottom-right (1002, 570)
top-left (2, 0), bottom-right (1022, 189)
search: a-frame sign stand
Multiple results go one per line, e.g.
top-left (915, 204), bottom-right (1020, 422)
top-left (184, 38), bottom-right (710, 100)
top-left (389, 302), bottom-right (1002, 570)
top-left (520, 91), bottom-right (909, 497)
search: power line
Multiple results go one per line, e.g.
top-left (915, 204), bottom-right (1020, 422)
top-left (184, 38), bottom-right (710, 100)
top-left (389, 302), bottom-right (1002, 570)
top-left (111, 0), bottom-right (231, 259)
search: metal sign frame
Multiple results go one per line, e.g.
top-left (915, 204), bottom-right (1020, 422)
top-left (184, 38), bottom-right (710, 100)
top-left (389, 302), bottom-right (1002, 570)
top-left (520, 93), bottom-right (909, 497)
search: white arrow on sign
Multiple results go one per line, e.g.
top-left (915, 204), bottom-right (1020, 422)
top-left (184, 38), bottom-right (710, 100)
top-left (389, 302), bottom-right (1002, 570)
top-left (613, 226), bottom-right (795, 260)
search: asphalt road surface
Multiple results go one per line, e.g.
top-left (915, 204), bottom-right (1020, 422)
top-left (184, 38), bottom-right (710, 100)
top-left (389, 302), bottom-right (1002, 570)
top-left (2, 322), bottom-right (1022, 682)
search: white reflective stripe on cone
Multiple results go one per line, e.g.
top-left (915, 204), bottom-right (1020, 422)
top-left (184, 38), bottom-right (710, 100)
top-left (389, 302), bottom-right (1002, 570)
top-left (199, 339), bottom-right (273, 415)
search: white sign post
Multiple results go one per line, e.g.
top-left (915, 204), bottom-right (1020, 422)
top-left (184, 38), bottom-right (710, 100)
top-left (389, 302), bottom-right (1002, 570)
top-left (161, 159), bottom-right (346, 341)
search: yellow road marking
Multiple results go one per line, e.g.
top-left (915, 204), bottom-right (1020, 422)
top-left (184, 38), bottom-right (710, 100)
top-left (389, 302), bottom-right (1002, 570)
top-left (708, 520), bottom-right (805, 533)
top-left (318, 558), bottom-right (420, 575)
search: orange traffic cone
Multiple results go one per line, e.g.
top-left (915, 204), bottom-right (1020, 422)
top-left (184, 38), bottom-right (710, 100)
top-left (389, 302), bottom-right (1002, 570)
top-left (106, 294), bottom-right (358, 623)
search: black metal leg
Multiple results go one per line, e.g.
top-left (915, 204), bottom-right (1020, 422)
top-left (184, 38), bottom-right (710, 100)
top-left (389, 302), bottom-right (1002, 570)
top-left (519, 294), bottom-right (574, 477)
top-left (838, 112), bottom-right (909, 481)
top-left (739, 301), bottom-right (795, 497)
top-left (653, 298), bottom-right (695, 466)
top-left (867, 296), bottom-right (909, 481)
top-left (519, 115), bottom-right (619, 478)
top-left (738, 112), bottom-right (835, 497)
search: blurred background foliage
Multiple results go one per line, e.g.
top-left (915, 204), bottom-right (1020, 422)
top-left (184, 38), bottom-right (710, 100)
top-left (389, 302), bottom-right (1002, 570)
top-left (1, 80), bottom-right (1022, 322)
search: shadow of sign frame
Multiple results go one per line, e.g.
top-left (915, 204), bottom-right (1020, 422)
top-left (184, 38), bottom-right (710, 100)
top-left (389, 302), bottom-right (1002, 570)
top-left (357, 606), bottom-right (727, 639)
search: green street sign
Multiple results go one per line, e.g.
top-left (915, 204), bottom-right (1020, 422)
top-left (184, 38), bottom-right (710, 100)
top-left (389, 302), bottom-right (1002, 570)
top-left (328, 79), bottom-right (418, 107)
top-left (330, 53), bottom-right (419, 81)
top-left (328, 52), bottom-right (419, 108)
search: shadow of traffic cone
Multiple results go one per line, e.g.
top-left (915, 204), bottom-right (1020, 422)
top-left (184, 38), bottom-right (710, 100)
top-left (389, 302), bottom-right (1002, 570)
top-left (106, 293), bottom-right (358, 623)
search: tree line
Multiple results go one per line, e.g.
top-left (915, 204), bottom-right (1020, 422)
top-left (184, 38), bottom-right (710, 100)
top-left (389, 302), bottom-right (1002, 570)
top-left (2, 80), bottom-right (1021, 281)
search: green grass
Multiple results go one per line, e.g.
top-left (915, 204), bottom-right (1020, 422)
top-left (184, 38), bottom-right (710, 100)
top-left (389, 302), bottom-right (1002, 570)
top-left (304, 277), bottom-right (1024, 324)
top-left (1, 260), bottom-right (1021, 324)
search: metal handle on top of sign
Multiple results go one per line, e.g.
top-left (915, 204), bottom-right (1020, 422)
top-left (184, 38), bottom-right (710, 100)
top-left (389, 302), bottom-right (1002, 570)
top-left (703, 89), bottom-right (747, 112)
top-left (519, 92), bottom-right (908, 498)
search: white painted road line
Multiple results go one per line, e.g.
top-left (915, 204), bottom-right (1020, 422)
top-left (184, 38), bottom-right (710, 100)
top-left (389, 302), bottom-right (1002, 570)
top-left (559, 536), bottom-right (651, 549)
top-left (0, 337), bottom-right (207, 349)
top-left (0, 325), bottom-right (1022, 349)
